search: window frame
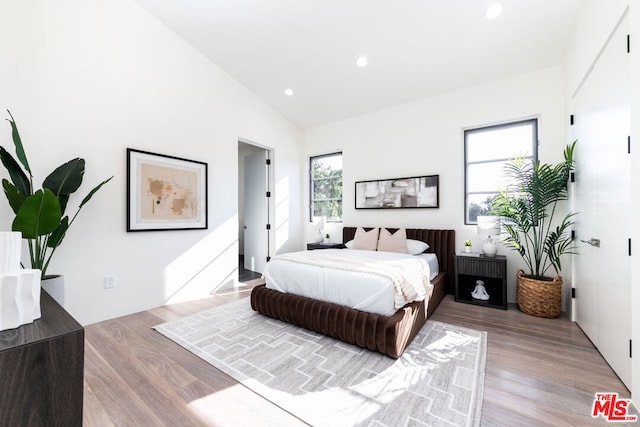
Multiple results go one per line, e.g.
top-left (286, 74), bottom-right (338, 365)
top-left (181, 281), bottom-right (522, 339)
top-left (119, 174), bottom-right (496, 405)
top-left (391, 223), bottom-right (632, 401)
top-left (309, 151), bottom-right (343, 223)
top-left (463, 118), bottom-right (538, 225)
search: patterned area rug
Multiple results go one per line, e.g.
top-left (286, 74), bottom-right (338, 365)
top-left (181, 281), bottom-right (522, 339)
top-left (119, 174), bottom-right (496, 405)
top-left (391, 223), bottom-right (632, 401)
top-left (154, 298), bottom-right (486, 427)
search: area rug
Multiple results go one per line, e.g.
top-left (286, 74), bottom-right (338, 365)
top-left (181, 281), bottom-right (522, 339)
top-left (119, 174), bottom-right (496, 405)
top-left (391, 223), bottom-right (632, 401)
top-left (154, 298), bottom-right (486, 427)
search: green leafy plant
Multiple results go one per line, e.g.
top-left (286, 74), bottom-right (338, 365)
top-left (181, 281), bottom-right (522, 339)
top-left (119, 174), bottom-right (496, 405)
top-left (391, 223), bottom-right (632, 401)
top-left (1, 110), bottom-right (113, 278)
top-left (492, 141), bottom-right (577, 279)
top-left (464, 240), bottom-right (472, 247)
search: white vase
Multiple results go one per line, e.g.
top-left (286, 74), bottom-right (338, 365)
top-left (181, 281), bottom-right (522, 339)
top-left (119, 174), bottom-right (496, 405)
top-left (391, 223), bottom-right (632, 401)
top-left (482, 238), bottom-right (498, 257)
top-left (17, 270), bottom-right (42, 322)
top-left (0, 232), bottom-right (42, 330)
top-left (0, 232), bottom-right (21, 274)
top-left (0, 270), bottom-right (41, 331)
top-left (0, 275), bottom-right (19, 330)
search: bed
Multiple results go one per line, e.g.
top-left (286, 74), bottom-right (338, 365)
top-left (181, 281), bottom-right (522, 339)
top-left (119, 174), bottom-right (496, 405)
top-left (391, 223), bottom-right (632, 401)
top-left (250, 227), bottom-right (455, 358)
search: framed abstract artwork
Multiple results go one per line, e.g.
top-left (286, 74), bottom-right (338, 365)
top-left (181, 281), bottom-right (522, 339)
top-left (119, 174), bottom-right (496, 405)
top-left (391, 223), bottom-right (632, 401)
top-left (127, 148), bottom-right (208, 231)
top-left (355, 174), bottom-right (439, 209)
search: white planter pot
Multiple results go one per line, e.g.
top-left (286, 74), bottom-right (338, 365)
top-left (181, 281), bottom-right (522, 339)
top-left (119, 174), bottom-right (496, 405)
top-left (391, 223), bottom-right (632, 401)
top-left (42, 275), bottom-right (65, 306)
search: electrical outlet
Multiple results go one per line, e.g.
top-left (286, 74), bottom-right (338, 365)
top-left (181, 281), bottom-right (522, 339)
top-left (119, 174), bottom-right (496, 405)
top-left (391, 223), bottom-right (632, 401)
top-left (104, 275), bottom-right (116, 289)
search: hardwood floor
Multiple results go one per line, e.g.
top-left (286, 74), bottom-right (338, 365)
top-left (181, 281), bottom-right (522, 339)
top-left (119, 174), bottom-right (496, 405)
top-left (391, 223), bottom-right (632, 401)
top-left (83, 282), bottom-right (635, 426)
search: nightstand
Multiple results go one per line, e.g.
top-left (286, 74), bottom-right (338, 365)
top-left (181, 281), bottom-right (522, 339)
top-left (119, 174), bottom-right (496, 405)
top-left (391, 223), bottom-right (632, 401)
top-left (454, 254), bottom-right (507, 309)
top-left (0, 290), bottom-right (84, 424)
top-left (306, 242), bottom-right (344, 250)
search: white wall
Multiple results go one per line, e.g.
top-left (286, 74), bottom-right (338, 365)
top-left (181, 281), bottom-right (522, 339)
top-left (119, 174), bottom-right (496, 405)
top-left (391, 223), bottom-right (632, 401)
top-left (566, 0), bottom-right (630, 96)
top-left (0, 0), bottom-right (303, 324)
top-left (304, 66), bottom-right (568, 304)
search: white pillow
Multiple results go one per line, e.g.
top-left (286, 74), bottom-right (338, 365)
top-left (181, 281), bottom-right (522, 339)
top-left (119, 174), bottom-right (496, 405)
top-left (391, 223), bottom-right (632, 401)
top-left (377, 228), bottom-right (408, 253)
top-left (344, 239), bottom-right (354, 249)
top-left (351, 227), bottom-right (379, 250)
top-left (406, 239), bottom-right (429, 255)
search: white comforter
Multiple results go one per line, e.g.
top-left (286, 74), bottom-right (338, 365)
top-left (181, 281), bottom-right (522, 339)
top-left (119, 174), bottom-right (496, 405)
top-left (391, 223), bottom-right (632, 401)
top-left (262, 249), bottom-right (436, 316)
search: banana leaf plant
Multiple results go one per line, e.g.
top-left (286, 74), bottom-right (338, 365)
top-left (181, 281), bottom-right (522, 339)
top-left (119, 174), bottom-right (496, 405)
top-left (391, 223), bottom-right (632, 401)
top-left (491, 141), bottom-right (577, 280)
top-left (1, 110), bottom-right (113, 278)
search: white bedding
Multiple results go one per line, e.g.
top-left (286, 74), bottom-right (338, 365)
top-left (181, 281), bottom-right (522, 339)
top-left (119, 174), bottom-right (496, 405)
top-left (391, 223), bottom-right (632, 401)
top-left (262, 249), bottom-right (439, 316)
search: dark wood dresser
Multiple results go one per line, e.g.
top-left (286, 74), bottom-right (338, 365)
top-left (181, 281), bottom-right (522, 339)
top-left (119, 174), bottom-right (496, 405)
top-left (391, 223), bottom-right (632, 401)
top-left (0, 290), bottom-right (84, 426)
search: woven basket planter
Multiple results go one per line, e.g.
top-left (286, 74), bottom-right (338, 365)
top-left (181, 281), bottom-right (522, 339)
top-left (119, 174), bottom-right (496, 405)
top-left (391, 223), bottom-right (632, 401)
top-left (516, 269), bottom-right (562, 318)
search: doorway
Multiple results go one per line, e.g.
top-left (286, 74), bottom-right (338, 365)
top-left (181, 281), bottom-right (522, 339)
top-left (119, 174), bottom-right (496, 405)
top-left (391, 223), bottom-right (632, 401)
top-left (238, 140), bottom-right (272, 282)
top-left (573, 13), bottom-right (631, 388)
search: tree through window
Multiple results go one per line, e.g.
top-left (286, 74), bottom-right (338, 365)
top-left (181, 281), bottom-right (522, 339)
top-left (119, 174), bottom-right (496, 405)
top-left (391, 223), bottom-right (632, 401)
top-left (310, 152), bottom-right (342, 222)
top-left (464, 119), bottom-right (538, 224)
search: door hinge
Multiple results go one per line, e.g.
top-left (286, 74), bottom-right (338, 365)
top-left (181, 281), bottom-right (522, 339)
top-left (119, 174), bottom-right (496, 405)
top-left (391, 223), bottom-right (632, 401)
top-left (571, 230), bottom-right (576, 240)
top-left (266, 256), bottom-right (271, 262)
top-left (627, 34), bottom-right (630, 53)
top-left (570, 114), bottom-right (575, 125)
top-left (628, 136), bottom-right (631, 154)
top-left (570, 172), bottom-right (575, 183)
top-left (266, 191), bottom-right (271, 198)
top-left (571, 288), bottom-right (576, 299)
top-left (629, 238), bottom-right (632, 256)
top-left (266, 223), bottom-right (271, 230)
top-left (266, 158), bottom-right (271, 165)
top-left (630, 339), bottom-right (632, 358)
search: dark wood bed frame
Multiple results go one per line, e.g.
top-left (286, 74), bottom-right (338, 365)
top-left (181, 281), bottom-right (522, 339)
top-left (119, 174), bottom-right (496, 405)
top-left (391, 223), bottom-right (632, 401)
top-left (250, 227), bottom-right (456, 358)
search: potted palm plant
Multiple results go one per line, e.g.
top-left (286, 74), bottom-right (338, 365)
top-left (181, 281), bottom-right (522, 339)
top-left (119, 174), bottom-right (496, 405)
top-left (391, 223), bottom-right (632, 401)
top-left (0, 110), bottom-right (113, 298)
top-left (491, 141), bottom-right (577, 318)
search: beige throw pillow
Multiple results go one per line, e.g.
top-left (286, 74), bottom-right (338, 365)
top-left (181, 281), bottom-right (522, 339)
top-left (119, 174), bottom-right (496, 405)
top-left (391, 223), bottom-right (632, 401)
top-left (377, 228), bottom-right (408, 253)
top-left (352, 227), bottom-right (379, 250)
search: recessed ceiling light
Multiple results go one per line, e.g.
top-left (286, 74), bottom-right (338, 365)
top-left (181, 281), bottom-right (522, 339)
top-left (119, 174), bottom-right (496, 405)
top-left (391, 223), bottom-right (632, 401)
top-left (485, 3), bottom-right (503, 19)
top-left (356, 56), bottom-right (368, 68)
top-left (284, 88), bottom-right (294, 96)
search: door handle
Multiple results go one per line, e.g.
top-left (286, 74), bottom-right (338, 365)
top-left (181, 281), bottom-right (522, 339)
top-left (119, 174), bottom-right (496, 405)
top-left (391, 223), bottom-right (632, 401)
top-left (580, 238), bottom-right (600, 247)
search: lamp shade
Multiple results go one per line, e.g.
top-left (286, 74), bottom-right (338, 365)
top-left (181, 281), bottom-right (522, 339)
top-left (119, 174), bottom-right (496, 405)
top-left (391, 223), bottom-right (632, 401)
top-left (477, 216), bottom-right (500, 237)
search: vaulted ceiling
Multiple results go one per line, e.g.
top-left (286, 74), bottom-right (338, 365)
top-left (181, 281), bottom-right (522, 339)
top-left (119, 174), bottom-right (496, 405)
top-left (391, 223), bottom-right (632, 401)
top-left (133, 0), bottom-right (582, 129)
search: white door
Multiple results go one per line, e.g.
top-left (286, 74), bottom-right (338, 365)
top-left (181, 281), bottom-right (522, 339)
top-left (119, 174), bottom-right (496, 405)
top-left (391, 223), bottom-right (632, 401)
top-left (244, 150), bottom-right (269, 274)
top-left (573, 14), bottom-right (631, 387)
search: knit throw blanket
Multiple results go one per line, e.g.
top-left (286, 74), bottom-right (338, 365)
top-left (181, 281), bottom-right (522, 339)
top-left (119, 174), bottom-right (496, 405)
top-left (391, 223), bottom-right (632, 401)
top-left (272, 251), bottom-right (432, 309)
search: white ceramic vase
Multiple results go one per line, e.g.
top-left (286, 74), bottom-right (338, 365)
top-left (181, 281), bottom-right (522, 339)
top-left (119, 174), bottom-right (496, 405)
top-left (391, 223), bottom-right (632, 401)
top-left (0, 231), bottom-right (21, 274)
top-left (0, 232), bottom-right (42, 331)
top-left (482, 237), bottom-right (497, 257)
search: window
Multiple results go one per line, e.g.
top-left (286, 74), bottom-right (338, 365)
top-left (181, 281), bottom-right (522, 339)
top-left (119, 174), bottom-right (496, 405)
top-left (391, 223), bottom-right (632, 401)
top-left (464, 119), bottom-right (538, 224)
top-left (310, 152), bottom-right (342, 222)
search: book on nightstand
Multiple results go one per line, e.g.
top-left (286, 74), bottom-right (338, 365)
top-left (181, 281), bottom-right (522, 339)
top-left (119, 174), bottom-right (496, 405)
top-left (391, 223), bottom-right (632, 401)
top-left (457, 251), bottom-right (481, 257)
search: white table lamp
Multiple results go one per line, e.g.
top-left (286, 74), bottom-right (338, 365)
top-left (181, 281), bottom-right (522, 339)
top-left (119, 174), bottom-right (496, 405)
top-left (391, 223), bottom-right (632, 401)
top-left (477, 216), bottom-right (500, 257)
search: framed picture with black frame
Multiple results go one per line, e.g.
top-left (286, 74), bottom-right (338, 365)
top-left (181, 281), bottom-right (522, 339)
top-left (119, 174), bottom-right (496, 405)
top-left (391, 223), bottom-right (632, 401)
top-left (355, 174), bottom-right (439, 209)
top-left (127, 148), bottom-right (208, 231)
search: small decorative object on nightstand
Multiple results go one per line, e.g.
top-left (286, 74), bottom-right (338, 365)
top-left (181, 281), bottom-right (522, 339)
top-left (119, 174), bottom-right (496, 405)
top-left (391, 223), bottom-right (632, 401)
top-left (455, 254), bottom-right (507, 309)
top-left (471, 280), bottom-right (490, 300)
